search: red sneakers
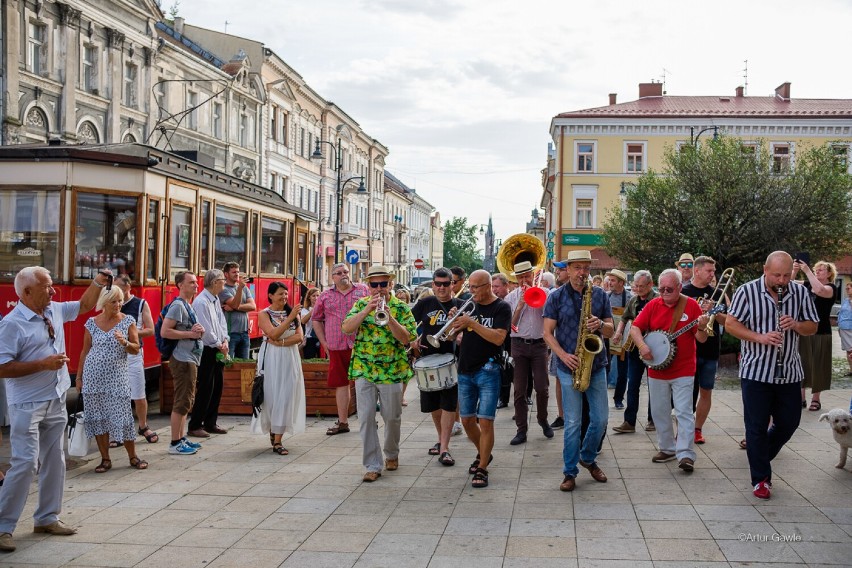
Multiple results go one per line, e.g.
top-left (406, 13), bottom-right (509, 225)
top-left (694, 429), bottom-right (706, 444)
top-left (753, 479), bottom-right (772, 500)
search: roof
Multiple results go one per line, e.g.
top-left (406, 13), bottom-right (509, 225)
top-left (556, 96), bottom-right (852, 120)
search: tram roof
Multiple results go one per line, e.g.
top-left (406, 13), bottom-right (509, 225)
top-left (0, 142), bottom-right (316, 220)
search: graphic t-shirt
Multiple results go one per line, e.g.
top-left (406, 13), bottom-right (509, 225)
top-left (682, 283), bottom-right (721, 361)
top-left (457, 298), bottom-right (511, 374)
top-left (411, 296), bottom-right (462, 357)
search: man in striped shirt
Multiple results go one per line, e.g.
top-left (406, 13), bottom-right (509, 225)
top-left (725, 251), bottom-right (818, 500)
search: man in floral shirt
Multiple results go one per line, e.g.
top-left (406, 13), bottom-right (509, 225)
top-left (342, 265), bottom-right (417, 482)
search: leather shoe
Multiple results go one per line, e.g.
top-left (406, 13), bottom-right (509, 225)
top-left (651, 451), bottom-right (676, 463)
top-left (559, 475), bottom-right (575, 492)
top-left (579, 460), bottom-right (607, 483)
top-left (510, 431), bottom-right (527, 445)
top-left (187, 429), bottom-right (211, 438)
top-left (645, 422), bottom-right (656, 431)
top-left (33, 520), bottom-right (77, 535)
top-left (0, 533), bottom-right (15, 552)
top-left (363, 471), bottom-right (381, 482)
top-left (385, 458), bottom-right (399, 471)
top-left (612, 421), bottom-right (635, 433)
top-left (204, 425), bottom-right (228, 434)
top-left (678, 457), bottom-right (694, 472)
top-left (539, 420), bottom-right (554, 439)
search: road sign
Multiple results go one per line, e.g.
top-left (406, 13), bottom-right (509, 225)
top-left (547, 231), bottom-right (555, 240)
top-left (413, 258), bottom-right (425, 270)
top-left (345, 250), bottom-right (360, 265)
top-left (547, 251), bottom-right (555, 259)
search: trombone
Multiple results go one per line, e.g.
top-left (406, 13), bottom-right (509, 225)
top-left (427, 297), bottom-right (476, 347)
top-left (454, 280), bottom-right (468, 298)
top-left (703, 268), bottom-right (734, 336)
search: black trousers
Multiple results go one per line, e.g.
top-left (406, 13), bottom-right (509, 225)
top-left (188, 346), bottom-right (225, 431)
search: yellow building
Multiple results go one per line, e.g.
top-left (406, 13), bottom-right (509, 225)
top-left (543, 82), bottom-right (852, 273)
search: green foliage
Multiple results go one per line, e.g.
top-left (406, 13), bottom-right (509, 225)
top-left (601, 136), bottom-right (852, 282)
top-left (442, 217), bottom-right (483, 275)
top-left (720, 333), bottom-right (741, 355)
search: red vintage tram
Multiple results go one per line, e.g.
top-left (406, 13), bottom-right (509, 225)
top-left (0, 143), bottom-right (318, 379)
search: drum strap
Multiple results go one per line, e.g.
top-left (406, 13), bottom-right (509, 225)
top-left (667, 295), bottom-right (687, 334)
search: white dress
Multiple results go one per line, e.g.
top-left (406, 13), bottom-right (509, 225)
top-left (259, 309), bottom-right (306, 435)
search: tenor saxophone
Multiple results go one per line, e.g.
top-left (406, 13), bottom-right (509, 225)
top-left (573, 277), bottom-right (604, 392)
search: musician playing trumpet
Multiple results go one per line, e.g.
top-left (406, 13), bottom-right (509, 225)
top-left (628, 269), bottom-right (709, 474)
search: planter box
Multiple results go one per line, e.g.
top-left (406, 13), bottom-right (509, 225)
top-left (159, 360), bottom-right (255, 415)
top-left (302, 360), bottom-right (356, 418)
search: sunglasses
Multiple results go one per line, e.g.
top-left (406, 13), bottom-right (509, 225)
top-left (658, 286), bottom-right (678, 294)
top-left (433, 281), bottom-right (452, 287)
top-left (369, 281), bottom-right (390, 288)
top-left (679, 262), bottom-right (693, 268)
top-left (42, 316), bottom-right (55, 342)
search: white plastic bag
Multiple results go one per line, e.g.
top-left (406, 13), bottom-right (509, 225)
top-left (249, 413), bottom-right (265, 435)
top-left (67, 411), bottom-right (90, 457)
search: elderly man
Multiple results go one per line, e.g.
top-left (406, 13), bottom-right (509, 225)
top-left (605, 269), bottom-right (632, 408)
top-left (543, 251), bottom-right (613, 492)
top-left (343, 265), bottom-right (417, 482)
top-left (629, 269), bottom-right (709, 473)
top-left (725, 251), bottom-right (818, 499)
top-left (677, 253), bottom-right (694, 285)
top-left (451, 270), bottom-right (511, 489)
top-left (506, 261), bottom-right (552, 444)
top-left (219, 262), bottom-right (256, 359)
top-left (313, 263), bottom-right (369, 435)
top-left (491, 273), bottom-right (514, 409)
top-left (0, 267), bottom-right (110, 550)
top-left (188, 269), bottom-right (230, 438)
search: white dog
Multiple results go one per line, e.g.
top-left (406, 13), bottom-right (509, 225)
top-left (820, 408), bottom-right (852, 469)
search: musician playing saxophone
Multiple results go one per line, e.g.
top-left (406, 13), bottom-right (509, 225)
top-left (628, 269), bottom-right (709, 474)
top-left (542, 250), bottom-right (613, 493)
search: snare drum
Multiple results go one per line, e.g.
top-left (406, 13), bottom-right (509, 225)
top-left (413, 353), bottom-right (458, 391)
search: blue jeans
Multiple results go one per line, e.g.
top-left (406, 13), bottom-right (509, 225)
top-left (458, 361), bottom-right (501, 420)
top-left (741, 378), bottom-right (801, 486)
top-left (624, 350), bottom-right (652, 426)
top-left (228, 331), bottom-right (250, 359)
top-left (692, 357), bottom-right (718, 410)
top-left (557, 366), bottom-right (608, 478)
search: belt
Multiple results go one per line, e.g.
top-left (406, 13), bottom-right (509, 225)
top-left (513, 337), bottom-right (544, 344)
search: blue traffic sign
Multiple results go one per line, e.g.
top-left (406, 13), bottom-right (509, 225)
top-left (345, 250), bottom-right (360, 264)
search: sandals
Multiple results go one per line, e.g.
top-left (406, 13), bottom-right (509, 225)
top-left (129, 456), bottom-right (148, 470)
top-left (468, 453), bottom-right (494, 475)
top-left (438, 452), bottom-right (455, 466)
top-left (326, 422), bottom-right (350, 435)
top-left (808, 400), bottom-right (821, 411)
top-left (138, 426), bottom-right (159, 444)
top-left (94, 459), bottom-right (112, 473)
top-left (471, 467), bottom-right (489, 488)
top-left (108, 441), bottom-right (121, 448)
top-left (272, 443), bottom-right (289, 456)
top-left (428, 443), bottom-right (441, 456)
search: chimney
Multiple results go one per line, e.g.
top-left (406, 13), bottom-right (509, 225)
top-left (608, 93), bottom-right (617, 105)
top-left (638, 82), bottom-right (663, 98)
top-left (774, 82), bottom-right (791, 101)
top-left (174, 17), bottom-right (185, 35)
top-left (735, 86), bottom-right (744, 98)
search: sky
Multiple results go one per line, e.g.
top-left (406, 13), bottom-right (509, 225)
top-left (177, 0), bottom-right (852, 247)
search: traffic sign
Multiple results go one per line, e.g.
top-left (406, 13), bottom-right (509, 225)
top-left (413, 258), bottom-right (425, 270)
top-left (547, 251), bottom-right (554, 259)
top-left (547, 231), bottom-right (555, 240)
top-left (345, 250), bottom-right (360, 264)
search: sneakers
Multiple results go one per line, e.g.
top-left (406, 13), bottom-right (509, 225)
top-left (0, 533), bottom-right (14, 552)
top-left (651, 451), bottom-right (676, 463)
top-left (678, 457), bottom-right (695, 472)
top-left (451, 421), bottom-right (463, 436)
top-left (33, 520), bottom-right (77, 535)
top-left (614, 401), bottom-right (625, 409)
top-left (539, 419), bottom-right (554, 439)
top-left (694, 429), bottom-right (706, 444)
top-left (181, 437), bottom-right (202, 450)
top-left (550, 416), bottom-right (565, 429)
top-left (753, 479), bottom-right (772, 500)
top-left (612, 421), bottom-right (635, 433)
top-left (169, 440), bottom-right (198, 455)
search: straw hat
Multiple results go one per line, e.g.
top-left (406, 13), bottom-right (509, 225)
top-left (553, 250), bottom-right (594, 268)
top-left (512, 261), bottom-right (534, 276)
top-left (365, 265), bottom-right (396, 280)
top-left (605, 269), bottom-right (628, 283)
top-left (677, 253), bottom-right (694, 265)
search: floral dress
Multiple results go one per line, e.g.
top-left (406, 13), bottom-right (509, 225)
top-left (81, 316), bottom-right (135, 441)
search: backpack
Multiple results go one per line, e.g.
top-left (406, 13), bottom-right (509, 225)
top-left (154, 298), bottom-right (196, 361)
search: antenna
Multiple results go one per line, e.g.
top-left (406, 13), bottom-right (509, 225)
top-left (661, 68), bottom-right (672, 94)
top-left (742, 59), bottom-right (748, 95)
top-left (224, 20), bottom-right (230, 33)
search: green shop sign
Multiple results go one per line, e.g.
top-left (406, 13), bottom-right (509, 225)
top-left (561, 233), bottom-right (603, 246)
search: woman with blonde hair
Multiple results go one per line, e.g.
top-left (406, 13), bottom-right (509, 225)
top-left (76, 286), bottom-right (144, 472)
top-left (795, 259), bottom-right (837, 411)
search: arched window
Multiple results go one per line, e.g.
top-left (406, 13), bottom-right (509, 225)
top-left (24, 107), bottom-right (49, 142)
top-left (122, 133), bottom-right (137, 143)
top-left (77, 121), bottom-right (100, 143)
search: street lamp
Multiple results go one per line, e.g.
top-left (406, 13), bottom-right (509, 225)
top-left (311, 139), bottom-right (366, 264)
top-left (690, 126), bottom-right (719, 146)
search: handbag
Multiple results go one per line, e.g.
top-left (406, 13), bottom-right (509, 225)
top-left (252, 329), bottom-right (268, 417)
top-left (67, 409), bottom-right (90, 457)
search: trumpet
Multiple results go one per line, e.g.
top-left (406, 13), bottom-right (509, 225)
top-left (703, 268), bottom-right (734, 336)
top-left (374, 298), bottom-right (389, 326)
top-left (427, 297), bottom-right (476, 347)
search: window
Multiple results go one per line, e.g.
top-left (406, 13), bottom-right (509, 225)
top-left (239, 112), bottom-right (248, 146)
top-left (270, 173), bottom-right (278, 192)
top-left (200, 201), bottom-right (211, 271)
top-left (124, 63), bottom-right (138, 108)
top-left (270, 106), bottom-right (277, 142)
top-left (576, 201), bottom-right (593, 227)
top-left (169, 204), bottom-right (193, 281)
top-left (572, 186), bottom-right (597, 229)
top-left (186, 90), bottom-right (198, 129)
top-left (281, 112), bottom-right (288, 146)
top-left (299, 127), bottom-right (305, 157)
top-left (576, 142), bottom-right (595, 173)
top-left (771, 143), bottom-right (791, 173)
top-left (831, 144), bottom-right (850, 173)
top-left (214, 205), bottom-right (247, 268)
top-left (626, 143), bottom-right (645, 173)
top-left (82, 45), bottom-right (98, 93)
top-left (0, 190), bottom-right (60, 280)
top-left (154, 80), bottom-right (167, 119)
top-left (75, 192), bottom-right (139, 281)
top-left (145, 200), bottom-right (159, 282)
top-left (27, 22), bottom-right (46, 76)
top-left (261, 217), bottom-right (286, 274)
top-left (740, 142), bottom-right (757, 156)
top-left (212, 102), bottom-right (222, 138)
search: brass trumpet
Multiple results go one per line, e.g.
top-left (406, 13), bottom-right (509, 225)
top-left (374, 298), bottom-right (389, 326)
top-left (427, 297), bottom-right (476, 347)
top-left (703, 268), bottom-right (734, 336)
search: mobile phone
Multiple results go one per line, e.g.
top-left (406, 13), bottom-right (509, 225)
top-left (245, 276), bottom-right (254, 284)
top-left (794, 251), bottom-right (810, 265)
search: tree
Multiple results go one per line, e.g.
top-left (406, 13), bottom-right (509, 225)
top-left (601, 136), bottom-right (852, 281)
top-left (443, 217), bottom-right (483, 275)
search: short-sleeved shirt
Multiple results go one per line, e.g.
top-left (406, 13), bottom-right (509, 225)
top-left (166, 299), bottom-right (202, 366)
top-left (219, 284), bottom-right (254, 333)
top-left (0, 300), bottom-right (80, 404)
top-left (346, 295), bottom-right (417, 384)
top-left (622, 290), bottom-right (658, 322)
top-left (631, 296), bottom-right (704, 380)
top-left (411, 296), bottom-right (462, 357)
top-left (312, 283), bottom-right (369, 351)
top-left (729, 278), bottom-right (818, 384)
top-left (505, 287), bottom-right (550, 339)
top-left (543, 284), bottom-right (612, 374)
top-left (682, 283), bottom-right (722, 360)
top-left (607, 288), bottom-right (633, 309)
top-left (457, 298), bottom-right (512, 374)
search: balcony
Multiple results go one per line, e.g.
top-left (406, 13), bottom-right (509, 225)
top-left (340, 222), bottom-right (361, 240)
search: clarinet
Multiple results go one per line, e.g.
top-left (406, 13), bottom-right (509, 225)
top-left (773, 285), bottom-right (787, 380)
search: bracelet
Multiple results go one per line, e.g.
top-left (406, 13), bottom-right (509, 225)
top-left (93, 280), bottom-right (105, 288)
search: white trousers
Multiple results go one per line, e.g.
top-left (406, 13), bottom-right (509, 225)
top-left (648, 376), bottom-right (696, 462)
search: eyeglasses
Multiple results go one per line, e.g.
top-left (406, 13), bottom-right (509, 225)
top-left (469, 283), bottom-right (489, 290)
top-left (679, 262), bottom-right (693, 268)
top-left (658, 286), bottom-right (678, 294)
top-left (433, 281), bottom-right (452, 287)
top-left (452, 279), bottom-right (463, 284)
top-left (42, 316), bottom-right (55, 342)
top-left (332, 271), bottom-right (349, 276)
top-left (369, 281), bottom-right (390, 288)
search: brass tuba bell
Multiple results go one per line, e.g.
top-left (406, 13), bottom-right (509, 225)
top-left (496, 233), bottom-right (546, 284)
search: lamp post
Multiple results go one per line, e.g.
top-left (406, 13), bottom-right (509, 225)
top-left (690, 126), bottom-right (719, 146)
top-left (311, 139), bottom-right (366, 264)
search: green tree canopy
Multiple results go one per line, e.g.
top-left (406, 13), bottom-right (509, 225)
top-left (443, 217), bottom-right (483, 275)
top-left (601, 136), bottom-right (852, 281)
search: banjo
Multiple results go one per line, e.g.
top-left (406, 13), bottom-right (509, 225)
top-left (642, 304), bottom-right (725, 370)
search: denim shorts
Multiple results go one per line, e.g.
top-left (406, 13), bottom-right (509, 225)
top-left (695, 357), bottom-right (719, 390)
top-left (458, 360), bottom-right (501, 420)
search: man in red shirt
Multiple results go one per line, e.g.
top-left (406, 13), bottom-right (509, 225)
top-left (629, 269), bottom-right (709, 472)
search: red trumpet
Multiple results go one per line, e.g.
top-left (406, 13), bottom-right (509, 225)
top-left (523, 286), bottom-right (547, 308)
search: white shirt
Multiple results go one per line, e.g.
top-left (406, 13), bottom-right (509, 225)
top-left (193, 289), bottom-right (228, 349)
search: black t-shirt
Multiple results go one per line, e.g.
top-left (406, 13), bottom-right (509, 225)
top-left (805, 281), bottom-right (836, 335)
top-left (411, 296), bottom-right (463, 357)
top-left (457, 298), bottom-right (512, 374)
top-left (682, 283), bottom-right (721, 360)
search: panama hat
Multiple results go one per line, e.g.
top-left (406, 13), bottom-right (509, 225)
top-left (677, 253), bottom-right (694, 265)
top-left (605, 268), bottom-right (628, 283)
top-left (365, 265), bottom-right (396, 280)
top-left (512, 261), bottom-right (535, 276)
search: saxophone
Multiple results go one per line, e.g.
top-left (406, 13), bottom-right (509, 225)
top-left (573, 277), bottom-right (604, 392)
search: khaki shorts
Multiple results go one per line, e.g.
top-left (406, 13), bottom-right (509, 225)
top-left (169, 357), bottom-right (198, 415)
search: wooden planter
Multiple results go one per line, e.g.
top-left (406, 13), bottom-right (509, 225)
top-left (303, 360), bottom-right (356, 418)
top-left (159, 360), bottom-right (256, 415)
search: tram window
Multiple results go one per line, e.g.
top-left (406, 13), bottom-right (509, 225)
top-left (297, 232), bottom-right (307, 281)
top-left (260, 217), bottom-right (285, 274)
top-left (145, 200), bottom-right (159, 282)
top-left (169, 204), bottom-right (193, 281)
top-left (251, 212), bottom-right (259, 274)
top-left (0, 190), bottom-right (60, 280)
top-left (74, 192), bottom-right (138, 280)
top-left (200, 200), bottom-right (211, 271)
top-left (214, 205), bottom-right (247, 269)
